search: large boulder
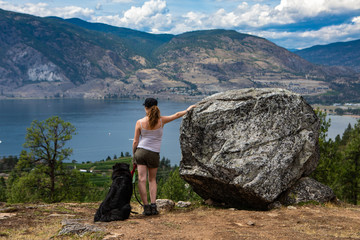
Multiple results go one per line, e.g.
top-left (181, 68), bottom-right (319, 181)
top-left (179, 88), bottom-right (320, 209)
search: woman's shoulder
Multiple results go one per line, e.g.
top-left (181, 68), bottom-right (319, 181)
top-left (137, 117), bottom-right (147, 122)
top-left (137, 117), bottom-right (151, 126)
top-left (136, 117), bottom-right (146, 125)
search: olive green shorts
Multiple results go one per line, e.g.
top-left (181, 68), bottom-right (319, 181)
top-left (134, 148), bottom-right (160, 168)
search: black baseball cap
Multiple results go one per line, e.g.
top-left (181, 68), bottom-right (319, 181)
top-left (143, 98), bottom-right (158, 108)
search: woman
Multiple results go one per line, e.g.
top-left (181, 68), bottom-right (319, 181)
top-left (132, 98), bottom-right (196, 216)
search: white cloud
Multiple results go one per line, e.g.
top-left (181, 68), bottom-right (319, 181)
top-left (96, 3), bottom-right (102, 10)
top-left (92, 0), bottom-right (172, 32)
top-left (108, 0), bottom-right (134, 2)
top-left (169, 1), bottom-right (287, 32)
top-left (234, 3), bottom-right (284, 26)
top-left (122, 0), bottom-right (167, 23)
top-left (211, 8), bottom-right (239, 27)
top-left (275, 0), bottom-right (360, 18)
top-left (252, 16), bottom-right (360, 49)
top-left (170, 3), bottom-right (282, 31)
top-left (175, 0), bottom-right (360, 31)
top-left (299, 17), bottom-right (360, 41)
top-left (352, 16), bottom-right (360, 24)
top-left (0, 1), bottom-right (94, 19)
top-left (182, 11), bottom-right (207, 28)
top-left (0, 1), bottom-right (51, 16)
top-left (166, 11), bottom-right (209, 34)
top-left (54, 6), bottom-right (94, 19)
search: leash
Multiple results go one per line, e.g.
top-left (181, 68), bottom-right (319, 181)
top-left (131, 163), bottom-right (137, 178)
top-left (131, 163), bottom-right (143, 207)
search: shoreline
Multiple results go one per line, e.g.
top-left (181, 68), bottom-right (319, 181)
top-left (0, 95), bottom-right (203, 103)
top-left (326, 113), bottom-right (360, 119)
top-left (331, 114), bottom-right (360, 119)
top-left (312, 104), bottom-right (360, 119)
top-left (1, 98), bottom-right (360, 118)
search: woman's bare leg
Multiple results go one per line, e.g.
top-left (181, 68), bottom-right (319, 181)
top-left (148, 167), bottom-right (158, 203)
top-left (137, 165), bottom-right (148, 205)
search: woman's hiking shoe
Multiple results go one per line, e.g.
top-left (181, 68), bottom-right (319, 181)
top-left (150, 203), bottom-right (159, 215)
top-left (142, 204), bottom-right (151, 216)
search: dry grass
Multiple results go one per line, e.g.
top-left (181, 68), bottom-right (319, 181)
top-left (1, 202), bottom-right (360, 240)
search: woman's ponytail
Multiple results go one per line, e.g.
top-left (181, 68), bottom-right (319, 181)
top-left (148, 106), bottom-right (160, 129)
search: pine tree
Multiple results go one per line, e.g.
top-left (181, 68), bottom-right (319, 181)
top-left (311, 110), bottom-right (342, 195)
top-left (342, 120), bottom-right (360, 205)
top-left (0, 177), bottom-right (6, 202)
top-left (7, 116), bottom-right (77, 203)
top-left (341, 123), bottom-right (353, 146)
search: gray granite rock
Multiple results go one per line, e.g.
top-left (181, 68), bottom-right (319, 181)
top-left (179, 88), bottom-right (320, 209)
top-left (58, 219), bottom-right (104, 237)
top-left (156, 199), bottom-right (175, 212)
top-left (176, 201), bottom-right (192, 208)
top-left (279, 177), bottom-right (336, 205)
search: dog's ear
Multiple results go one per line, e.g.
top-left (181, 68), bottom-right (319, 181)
top-left (113, 163), bottom-right (119, 170)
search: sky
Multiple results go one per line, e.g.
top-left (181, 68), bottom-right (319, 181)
top-left (1, 0), bottom-right (360, 49)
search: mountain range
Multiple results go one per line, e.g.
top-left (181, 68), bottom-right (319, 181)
top-left (0, 8), bottom-right (359, 103)
top-left (295, 39), bottom-right (360, 73)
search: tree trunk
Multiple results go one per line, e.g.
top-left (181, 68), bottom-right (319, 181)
top-left (50, 159), bottom-right (55, 202)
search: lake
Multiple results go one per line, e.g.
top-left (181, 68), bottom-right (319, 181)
top-left (326, 114), bottom-right (359, 140)
top-left (0, 99), bottom-right (359, 166)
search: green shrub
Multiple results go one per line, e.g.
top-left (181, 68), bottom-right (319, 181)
top-left (7, 169), bottom-right (51, 203)
top-left (157, 167), bottom-right (201, 202)
top-left (0, 177), bottom-right (7, 202)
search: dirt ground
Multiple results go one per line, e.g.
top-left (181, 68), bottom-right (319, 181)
top-left (0, 201), bottom-right (360, 240)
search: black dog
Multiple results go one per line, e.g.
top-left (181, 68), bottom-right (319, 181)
top-left (94, 163), bottom-right (133, 222)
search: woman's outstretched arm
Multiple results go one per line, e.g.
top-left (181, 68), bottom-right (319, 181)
top-left (162, 105), bottom-right (196, 125)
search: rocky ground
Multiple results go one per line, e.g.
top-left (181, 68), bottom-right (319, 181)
top-left (0, 201), bottom-right (360, 240)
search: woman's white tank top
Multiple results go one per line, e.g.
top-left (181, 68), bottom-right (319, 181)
top-left (137, 119), bottom-right (163, 153)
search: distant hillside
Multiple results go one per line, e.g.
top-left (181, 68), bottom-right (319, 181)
top-left (0, 8), bottom-right (143, 98)
top-left (152, 29), bottom-right (360, 101)
top-left (295, 39), bottom-right (360, 72)
top-left (0, 8), bottom-right (359, 103)
top-left (154, 30), bottom-right (322, 92)
top-left (64, 18), bottom-right (174, 62)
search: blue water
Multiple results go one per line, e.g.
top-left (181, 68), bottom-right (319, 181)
top-left (0, 99), bottom-right (194, 166)
top-left (326, 115), bottom-right (359, 140)
top-left (0, 99), bottom-right (358, 166)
